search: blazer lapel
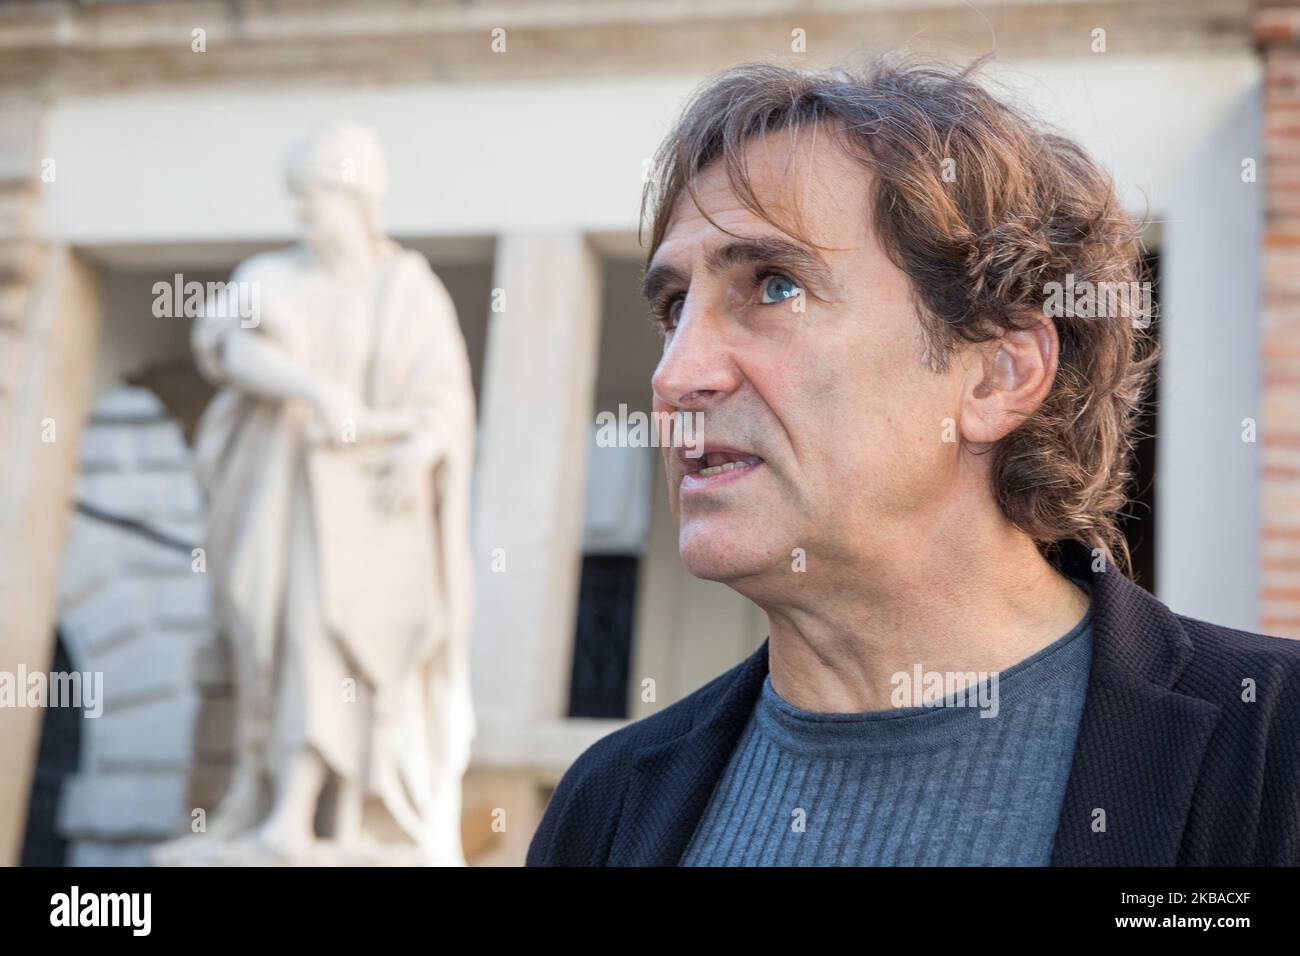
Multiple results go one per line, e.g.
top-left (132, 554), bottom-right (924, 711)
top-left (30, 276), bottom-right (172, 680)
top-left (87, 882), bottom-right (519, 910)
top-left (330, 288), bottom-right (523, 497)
top-left (608, 643), bottom-right (769, 866)
top-left (1049, 543), bottom-right (1221, 865)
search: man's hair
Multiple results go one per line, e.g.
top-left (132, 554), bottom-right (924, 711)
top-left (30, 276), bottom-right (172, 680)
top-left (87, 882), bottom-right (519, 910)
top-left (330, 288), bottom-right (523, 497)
top-left (640, 55), bottom-right (1157, 576)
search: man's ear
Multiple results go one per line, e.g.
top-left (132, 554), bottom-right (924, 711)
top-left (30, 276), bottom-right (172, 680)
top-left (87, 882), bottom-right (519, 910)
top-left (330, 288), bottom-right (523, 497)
top-left (960, 316), bottom-right (1059, 445)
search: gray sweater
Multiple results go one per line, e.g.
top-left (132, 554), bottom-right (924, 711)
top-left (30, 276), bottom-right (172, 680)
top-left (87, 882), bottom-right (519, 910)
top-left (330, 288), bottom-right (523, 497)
top-left (680, 605), bottom-right (1093, 866)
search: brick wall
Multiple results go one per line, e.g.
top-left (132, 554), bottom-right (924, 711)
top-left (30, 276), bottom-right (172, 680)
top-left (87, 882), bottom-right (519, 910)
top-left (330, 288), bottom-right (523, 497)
top-left (1258, 0), bottom-right (1300, 635)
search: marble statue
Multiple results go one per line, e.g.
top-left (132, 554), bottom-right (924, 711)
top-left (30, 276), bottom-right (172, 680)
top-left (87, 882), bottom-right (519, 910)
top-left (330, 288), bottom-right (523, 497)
top-left (156, 122), bottom-right (476, 866)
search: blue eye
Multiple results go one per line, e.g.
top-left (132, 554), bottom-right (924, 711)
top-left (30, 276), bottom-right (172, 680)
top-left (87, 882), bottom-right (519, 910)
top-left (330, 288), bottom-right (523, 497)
top-left (669, 298), bottom-right (685, 326)
top-left (759, 273), bottom-right (801, 305)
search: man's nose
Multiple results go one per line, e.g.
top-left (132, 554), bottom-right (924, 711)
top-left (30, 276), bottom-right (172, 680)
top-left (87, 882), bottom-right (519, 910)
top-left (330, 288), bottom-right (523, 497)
top-left (651, 305), bottom-right (739, 411)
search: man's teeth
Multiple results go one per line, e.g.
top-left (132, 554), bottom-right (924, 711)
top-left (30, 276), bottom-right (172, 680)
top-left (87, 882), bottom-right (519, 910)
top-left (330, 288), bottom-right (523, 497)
top-left (697, 458), bottom-right (760, 477)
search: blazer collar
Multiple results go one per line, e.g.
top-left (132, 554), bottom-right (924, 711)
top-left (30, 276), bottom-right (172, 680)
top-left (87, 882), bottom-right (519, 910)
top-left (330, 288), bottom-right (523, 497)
top-left (609, 541), bottom-right (1221, 866)
top-left (609, 642), bottom-right (769, 866)
top-left (1047, 541), bottom-right (1221, 865)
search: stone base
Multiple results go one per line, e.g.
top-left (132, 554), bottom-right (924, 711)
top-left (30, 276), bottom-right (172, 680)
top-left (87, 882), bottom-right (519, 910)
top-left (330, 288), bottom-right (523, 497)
top-left (151, 834), bottom-right (429, 867)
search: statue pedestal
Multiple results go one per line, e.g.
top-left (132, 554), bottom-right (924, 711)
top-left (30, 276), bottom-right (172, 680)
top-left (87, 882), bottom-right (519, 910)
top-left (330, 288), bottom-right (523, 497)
top-left (151, 834), bottom-right (429, 867)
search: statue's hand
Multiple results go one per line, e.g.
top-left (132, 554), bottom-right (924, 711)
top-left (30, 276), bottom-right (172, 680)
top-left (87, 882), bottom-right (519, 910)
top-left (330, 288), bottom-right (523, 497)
top-left (310, 382), bottom-right (363, 445)
top-left (355, 407), bottom-right (417, 444)
top-left (371, 441), bottom-right (428, 514)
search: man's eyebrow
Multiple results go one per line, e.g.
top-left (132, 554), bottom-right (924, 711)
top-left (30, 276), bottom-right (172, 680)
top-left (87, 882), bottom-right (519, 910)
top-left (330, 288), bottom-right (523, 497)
top-left (640, 235), bottom-right (833, 302)
top-left (705, 236), bottom-right (831, 283)
top-left (640, 261), bottom-right (688, 303)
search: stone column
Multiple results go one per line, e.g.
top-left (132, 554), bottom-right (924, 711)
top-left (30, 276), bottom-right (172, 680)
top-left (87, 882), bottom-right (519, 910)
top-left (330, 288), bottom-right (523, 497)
top-left (1155, 84), bottom-right (1262, 632)
top-left (0, 89), bottom-right (106, 864)
top-left (472, 233), bottom-right (601, 724)
top-left (0, 241), bottom-right (104, 865)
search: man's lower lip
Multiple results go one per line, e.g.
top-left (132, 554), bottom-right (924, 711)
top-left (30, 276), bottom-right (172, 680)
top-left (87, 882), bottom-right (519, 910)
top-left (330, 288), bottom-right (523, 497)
top-left (680, 460), bottom-right (763, 492)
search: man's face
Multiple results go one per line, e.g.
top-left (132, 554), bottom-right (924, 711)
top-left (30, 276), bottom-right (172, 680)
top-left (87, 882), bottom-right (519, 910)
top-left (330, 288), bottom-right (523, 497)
top-left (645, 129), bottom-right (971, 596)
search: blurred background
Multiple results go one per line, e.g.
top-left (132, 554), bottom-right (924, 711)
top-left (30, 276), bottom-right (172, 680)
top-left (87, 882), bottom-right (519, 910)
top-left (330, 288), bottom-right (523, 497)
top-left (0, 0), bottom-right (1295, 866)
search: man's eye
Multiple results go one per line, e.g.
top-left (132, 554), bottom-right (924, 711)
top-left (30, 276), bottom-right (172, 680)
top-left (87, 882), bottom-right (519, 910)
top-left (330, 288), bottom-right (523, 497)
top-left (759, 273), bottom-right (802, 305)
top-left (654, 296), bottom-right (684, 332)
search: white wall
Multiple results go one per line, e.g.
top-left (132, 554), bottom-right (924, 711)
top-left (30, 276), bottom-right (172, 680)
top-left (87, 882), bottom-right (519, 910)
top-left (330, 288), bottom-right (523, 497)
top-left (1156, 88), bottom-right (1262, 631)
top-left (39, 57), bottom-right (1262, 244)
top-left (38, 77), bottom-right (695, 243)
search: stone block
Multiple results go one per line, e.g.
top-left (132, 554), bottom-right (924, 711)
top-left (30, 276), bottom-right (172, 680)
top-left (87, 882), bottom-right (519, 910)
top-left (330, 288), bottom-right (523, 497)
top-left (68, 841), bottom-right (156, 867)
top-left (119, 531), bottom-right (193, 575)
top-left (91, 385), bottom-right (165, 424)
top-left (86, 692), bottom-right (198, 770)
top-left (95, 630), bottom-right (193, 710)
top-left (60, 578), bottom-right (149, 661)
top-left (153, 575), bottom-right (211, 630)
top-left (77, 425), bottom-right (136, 472)
top-left (77, 472), bottom-right (174, 522)
top-left (56, 517), bottom-right (120, 608)
top-left (57, 770), bottom-right (190, 842)
top-left (162, 475), bottom-right (204, 520)
top-left (137, 421), bottom-right (190, 469)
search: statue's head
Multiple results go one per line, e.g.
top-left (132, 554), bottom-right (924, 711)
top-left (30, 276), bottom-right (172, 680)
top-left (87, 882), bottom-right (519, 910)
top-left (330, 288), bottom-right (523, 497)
top-left (286, 122), bottom-right (389, 260)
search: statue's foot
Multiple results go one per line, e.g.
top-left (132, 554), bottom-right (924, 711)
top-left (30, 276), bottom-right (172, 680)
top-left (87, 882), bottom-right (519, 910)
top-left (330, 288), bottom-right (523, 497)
top-left (206, 771), bottom-right (264, 840)
top-left (253, 818), bottom-right (314, 864)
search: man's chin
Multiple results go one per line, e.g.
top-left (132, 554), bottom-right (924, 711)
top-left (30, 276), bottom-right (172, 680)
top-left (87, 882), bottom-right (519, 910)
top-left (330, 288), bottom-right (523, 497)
top-left (677, 525), bottom-right (773, 583)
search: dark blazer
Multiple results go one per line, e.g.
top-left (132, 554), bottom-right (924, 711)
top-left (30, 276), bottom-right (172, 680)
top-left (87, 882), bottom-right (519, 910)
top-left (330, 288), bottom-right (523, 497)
top-left (526, 540), bottom-right (1300, 866)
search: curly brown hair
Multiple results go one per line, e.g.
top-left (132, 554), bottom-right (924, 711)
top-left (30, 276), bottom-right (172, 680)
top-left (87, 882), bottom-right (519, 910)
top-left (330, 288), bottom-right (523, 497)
top-left (640, 55), bottom-right (1158, 577)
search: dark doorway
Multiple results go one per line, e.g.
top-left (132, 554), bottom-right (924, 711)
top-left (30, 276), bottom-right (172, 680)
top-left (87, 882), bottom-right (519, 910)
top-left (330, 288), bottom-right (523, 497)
top-left (567, 555), bottom-right (639, 718)
top-left (1117, 250), bottom-right (1160, 591)
top-left (20, 630), bottom-right (82, 866)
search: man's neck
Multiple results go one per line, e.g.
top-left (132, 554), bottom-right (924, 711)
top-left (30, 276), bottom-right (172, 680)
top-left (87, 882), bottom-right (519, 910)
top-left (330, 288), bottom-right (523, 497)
top-left (761, 524), bottom-right (1092, 714)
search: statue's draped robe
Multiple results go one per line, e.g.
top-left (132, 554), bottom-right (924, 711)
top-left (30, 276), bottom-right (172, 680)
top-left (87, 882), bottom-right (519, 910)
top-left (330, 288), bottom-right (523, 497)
top-left (191, 247), bottom-right (475, 864)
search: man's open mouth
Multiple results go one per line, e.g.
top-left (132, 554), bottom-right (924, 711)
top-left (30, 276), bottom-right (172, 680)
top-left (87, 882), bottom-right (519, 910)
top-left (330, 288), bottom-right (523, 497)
top-left (693, 452), bottom-right (763, 476)
top-left (681, 447), bottom-right (764, 485)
